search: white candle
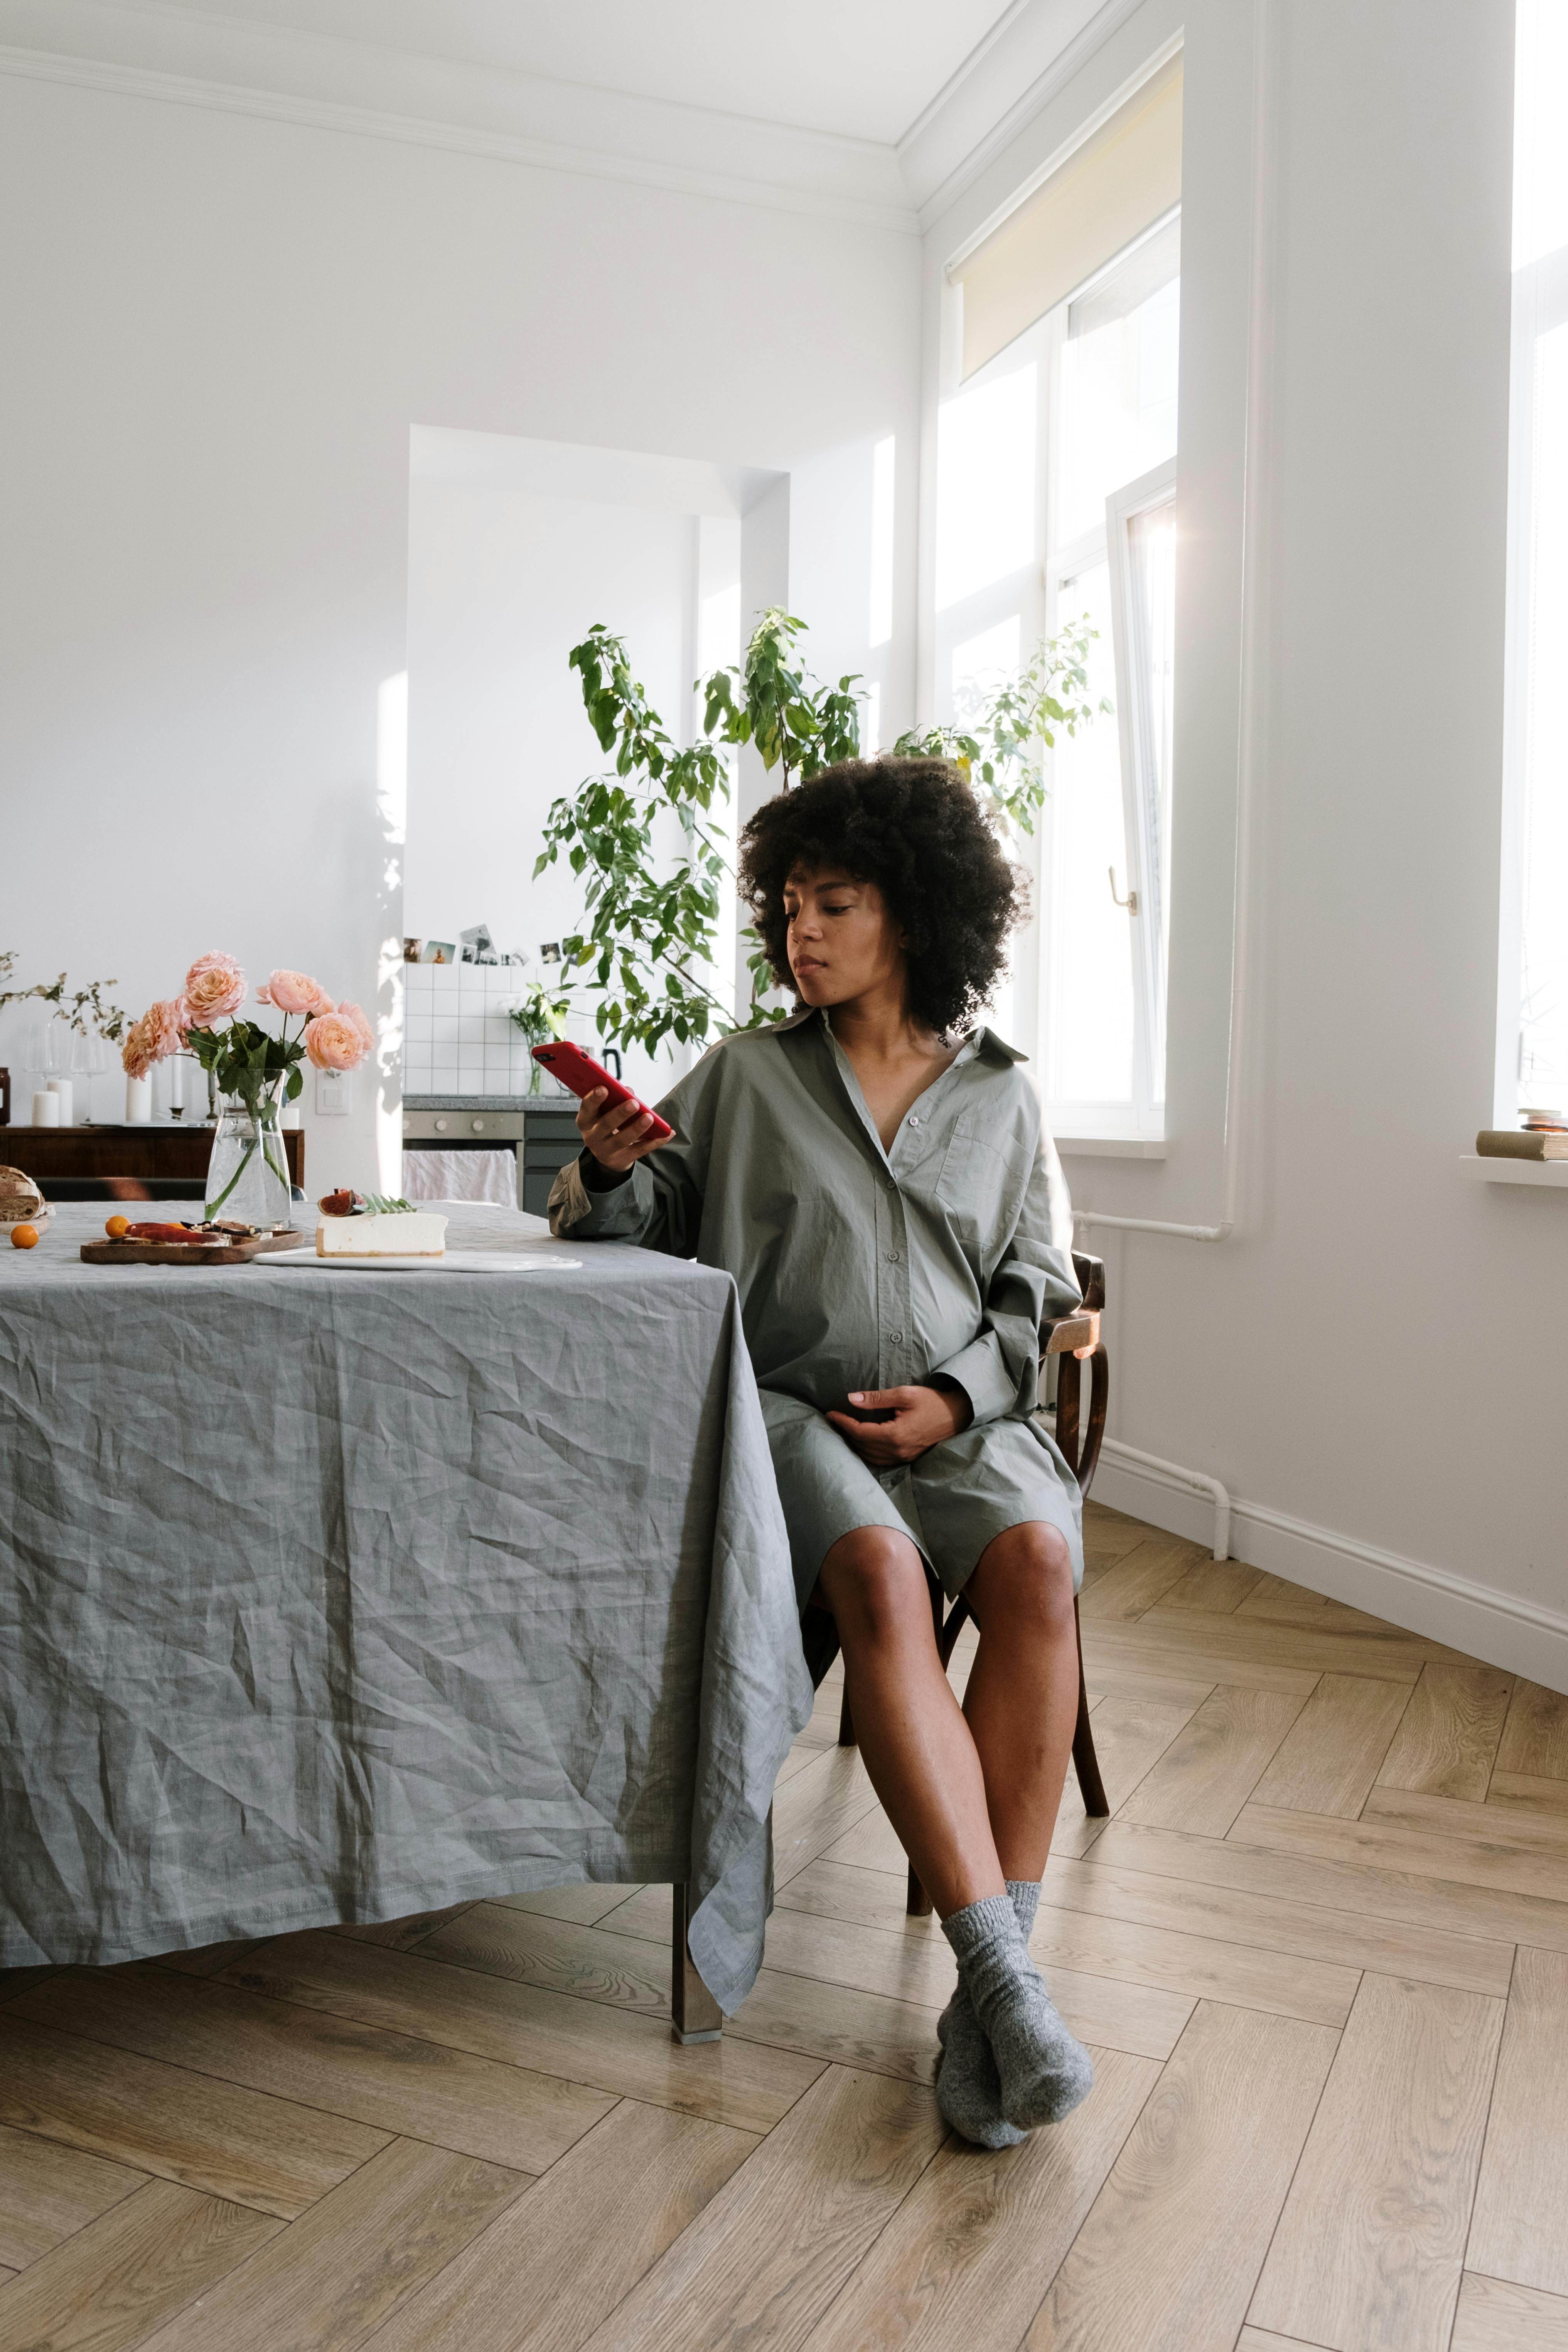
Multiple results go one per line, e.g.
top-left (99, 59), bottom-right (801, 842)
top-left (32, 1090), bottom-right (59, 1126)
top-left (169, 1055), bottom-right (183, 1113)
top-left (125, 1076), bottom-right (152, 1126)
top-left (46, 1077), bottom-right (73, 1127)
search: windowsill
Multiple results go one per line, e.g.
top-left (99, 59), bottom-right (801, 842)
top-left (1459, 1153), bottom-right (1568, 1188)
top-left (1052, 1135), bottom-right (1167, 1159)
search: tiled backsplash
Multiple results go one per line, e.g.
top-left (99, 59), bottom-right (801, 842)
top-left (403, 963), bottom-right (551, 1098)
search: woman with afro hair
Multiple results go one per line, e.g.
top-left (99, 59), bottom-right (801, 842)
top-left (551, 755), bottom-right (1094, 2145)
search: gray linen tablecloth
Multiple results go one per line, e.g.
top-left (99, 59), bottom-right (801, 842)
top-left (0, 1202), bottom-right (810, 2013)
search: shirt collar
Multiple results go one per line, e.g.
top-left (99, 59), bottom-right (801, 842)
top-left (772, 1001), bottom-right (1028, 1064)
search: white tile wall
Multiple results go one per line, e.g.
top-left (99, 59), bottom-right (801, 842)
top-left (402, 962), bottom-right (559, 1098)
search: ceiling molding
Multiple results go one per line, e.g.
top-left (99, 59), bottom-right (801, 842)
top-left (902, 0), bottom-right (1162, 229)
top-left (0, 0), bottom-right (917, 233)
top-left (0, 0), bottom-right (1165, 246)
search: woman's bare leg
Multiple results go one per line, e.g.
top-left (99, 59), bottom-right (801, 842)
top-left (960, 1523), bottom-right (1081, 1883)
top-left (813, 1526), bottom-right (1005, 1918)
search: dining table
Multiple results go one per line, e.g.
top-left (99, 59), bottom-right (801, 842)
top-left (0, 1199), bottom-right (811, 2030)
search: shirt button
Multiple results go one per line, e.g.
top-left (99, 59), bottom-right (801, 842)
top-left (889, 1330), bottom-right (904, 1343)
top-left (908, 1115), bottom-right (921, 1126)
top-left (886, 1250), bottom-right (900, 1263)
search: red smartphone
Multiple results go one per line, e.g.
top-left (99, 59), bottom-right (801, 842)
top-left (530, 1041), bottom-right (674, 1143)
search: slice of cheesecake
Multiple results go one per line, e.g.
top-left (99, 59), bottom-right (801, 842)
top-left (316, 1209), bottom-right (447, 1258)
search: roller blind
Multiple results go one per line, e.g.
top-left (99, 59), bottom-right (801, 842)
top-left (952, 55), bottom-right (1183, 381)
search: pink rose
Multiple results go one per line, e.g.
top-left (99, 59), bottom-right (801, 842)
top-left (259, 968), bottom-right (333, 1017)
top-left (303, 1010), bottom-right (369, 1071)
top-left (337, 1000), bottom-right (374, 1053)
top-left (147, 998), bottom-right (188, 1058)
top-left (182, 951), bottom-right (246, 1029)
top-left (121, 999), bottom-right (188, 1079)
top-left (121, 1011), bottom-right (156, 1080)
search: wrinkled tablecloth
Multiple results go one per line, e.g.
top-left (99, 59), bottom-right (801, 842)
top-left (0, 1202), bottom-right (810, 2013)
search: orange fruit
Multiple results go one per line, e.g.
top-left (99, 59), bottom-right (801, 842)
top-left (10, 1223), bottom-right (39, 1249)
top-left (105, 1214), bottom-right (130, 1239)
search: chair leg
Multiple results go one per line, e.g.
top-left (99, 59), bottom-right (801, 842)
top-left (838, 1687), bottom-right (856, 1746)
top-left (1070, 1595), bottom-right (1109, 1817)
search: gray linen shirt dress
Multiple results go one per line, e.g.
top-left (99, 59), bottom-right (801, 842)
top-left (550, 1005), bottom-right (1086, 1663)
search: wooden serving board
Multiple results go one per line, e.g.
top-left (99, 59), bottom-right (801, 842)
top-left (79, 1227), bottom-right (308, 1266)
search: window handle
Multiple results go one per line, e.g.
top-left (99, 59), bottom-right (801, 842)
top-left (1109, 866), bottom-right (1140, 915)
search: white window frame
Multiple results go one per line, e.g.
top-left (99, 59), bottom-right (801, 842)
top-left (1106, 457), bottom-right (1178, 1116)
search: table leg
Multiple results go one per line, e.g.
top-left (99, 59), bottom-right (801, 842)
top-left (671, 1882), bottom-right (723, 2043)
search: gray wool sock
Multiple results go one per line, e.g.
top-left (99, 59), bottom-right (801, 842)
top-left (942, 1893), bottom-right (1094, 2130)
top-left (932, 1877), bottom-right (1047, 2148)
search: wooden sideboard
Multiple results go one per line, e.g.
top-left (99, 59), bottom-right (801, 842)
top-left (0, 1124), bottom-right (305, 1186)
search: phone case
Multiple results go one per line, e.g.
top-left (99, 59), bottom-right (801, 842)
top-left (530, 1042), bottom-right (674, 1141)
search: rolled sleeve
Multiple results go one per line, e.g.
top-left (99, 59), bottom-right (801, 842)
top-left (931, 1134), bottom-right (1082, 1427)
top-left (548, 1152), bottom-right (656, 1241)
top-left (929, 1332), bottom-right (1020, 1425)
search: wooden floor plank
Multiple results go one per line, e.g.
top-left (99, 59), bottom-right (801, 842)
top-left (1077, 1534), bottom-right (1206, 1623)
top-left (1082, 1501), bottom-right (1155, 1565)
top-left (1051, 1696), bottom-right (1201, 1851)
top-left (132, 2136), bottom-right (525, 2352)
top-left (1081, 1620), bottom-right (1320, 1698)
top-left (1023, 2001), bottom-right (1337, 2352)
top-left (0, 1964), bottom-right (58, 2005)
top-left (1096, 1815), bottom-right (1568, 1954)
top-left (1452, 2272), bottom-right (1568, 2350)
top-left (1158, 1559), bottom-right (1263, 1615)
top-left (1362, 1782), bottom-right (1568, 1855)
top-left (1027, 1903), bottom-right (1358, 2026)
top-left (567, 2065), bottom-right (946, 2352)
top-left (360, 2099), bottom-right (756, 2352)
top-left (1468, 1947), bottom-right (1568, 2297)
top-left (771, 1744), bottom-right (882, 1889)
top-left (0, 2010), bottom-right (387, 2220)
top-left (1235, 2333), bottom-right (1334, 2351)
top-left (222, 1929), bottom-right (823, 2135)
top-left (1080, 1662), bottom-right (1219, 1711)
top-left (1249, 1972), bottom-right (1505, 2352)
top-left (798, 2048), bottom-right (1160, 2352)
top-left (492, 1882), bottom-right (645, 1927)
top-left (1495, 1680), bottom-right (1568, 1781)
top-left (1040, 1843), bottom-right (1511, 1995)
top-left (0, 2177), bottom-right (280, 2352)
top-left (1136, 1605), bottom-right (1435, 1685)
top-left (1120, 1686), bottom-right (1307, 1838)
top-left (1237, 1575), bottom-right (1465, 1653)
top-left (0, 2121), bottom-right (144, 2272)
top-left (154, 1939), bottom-right (273, 1980)
top-left (15, 1959), bottom-right (609, 2175)
top-left (1488, 1769), bottom-right (1568, 1820)
top-left (1251, 1674), bottom-right (1412, 1819)
top-left (1374, 1663), bottom-right (1514, 1801)
top-left (1230, 1800), bottom-right (1568, 1905)
top-left (341, 1905), bottom-right (474, 1952)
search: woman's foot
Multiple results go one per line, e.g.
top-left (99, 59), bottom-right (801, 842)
top-left (942, 1892), bottom-right (1094, 2129)
top-left (934, 1984), bottom-right (1028, 2148)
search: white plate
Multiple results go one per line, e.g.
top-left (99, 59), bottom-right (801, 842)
top-left (257, 1248), bottom-right (582, 1273)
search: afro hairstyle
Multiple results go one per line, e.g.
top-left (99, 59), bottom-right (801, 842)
top-left (737, 755), bottom-right (1027, 1040)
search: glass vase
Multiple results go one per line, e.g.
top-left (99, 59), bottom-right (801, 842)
top-left (204, 1089), bottom-right (292, 1227)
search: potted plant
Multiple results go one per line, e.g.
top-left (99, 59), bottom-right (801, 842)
top-left (506, 978), bottom-right (574, 1094)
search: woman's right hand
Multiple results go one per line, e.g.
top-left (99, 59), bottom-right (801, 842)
top-left (577, 1086), bottom-right (668, 1175)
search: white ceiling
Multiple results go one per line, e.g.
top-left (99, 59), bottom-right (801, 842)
top-left (143, 0), bottom-right (1018, 147)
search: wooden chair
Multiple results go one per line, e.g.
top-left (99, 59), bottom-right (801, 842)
top-left (837, 1250), bottom-right (1111, 1916)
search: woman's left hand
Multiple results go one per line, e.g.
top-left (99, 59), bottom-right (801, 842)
top-left (826, 1384), bottom-right (973, 1468)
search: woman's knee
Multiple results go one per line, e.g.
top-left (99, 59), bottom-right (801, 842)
top-left (814, 1527), bottom-right (931, 1649)
top-left (969, 1522), bottom-right (1077, 1640)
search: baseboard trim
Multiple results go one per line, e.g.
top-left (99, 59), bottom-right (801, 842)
top-left (1091, 1453), bottom-right (1568, 1694)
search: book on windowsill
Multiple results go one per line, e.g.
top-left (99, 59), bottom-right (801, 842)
top-left (1476, 1129), bottom-right (1568, 1160)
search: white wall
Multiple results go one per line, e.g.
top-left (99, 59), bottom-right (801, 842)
top-left (0, 71), bottom-right (920, 1181)
top-left (924, 0), bottom-right (1568, 1683)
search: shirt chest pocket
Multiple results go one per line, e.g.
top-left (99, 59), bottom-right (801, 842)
top-left (935, 1121), bottom-right (1027, 1264)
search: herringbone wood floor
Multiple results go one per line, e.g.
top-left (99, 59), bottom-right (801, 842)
top-left (4, 1501), bottom-right (1568, 2352)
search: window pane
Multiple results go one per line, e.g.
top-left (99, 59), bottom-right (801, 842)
top-left (1046, 562), bottom-right (1133, 1104)
top-left (1520, 317), bottom-right (1568, 1104)
top-left (936, 363), bottom-right (1037, 609)
top-left (952, 614), bottom-right (1022, 725)
top-left (1057, 227), bottom-right (1180, 545)
top-left (1129, 499), bottom-right (1177, 1097)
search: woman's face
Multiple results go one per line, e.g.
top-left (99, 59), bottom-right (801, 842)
top-left (783, 865), bottom-right (905, 1008)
